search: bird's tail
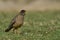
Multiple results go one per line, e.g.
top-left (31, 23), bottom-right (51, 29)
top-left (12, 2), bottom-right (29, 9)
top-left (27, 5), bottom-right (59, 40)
top-left (5, 24), bottom-right (13, 32)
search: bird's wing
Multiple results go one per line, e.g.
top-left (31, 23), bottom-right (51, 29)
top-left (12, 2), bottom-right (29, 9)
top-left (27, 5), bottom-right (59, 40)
top-left (10, 14), bottom-right (19, 25)
top-left (9, 16), bottom-right (17, 27)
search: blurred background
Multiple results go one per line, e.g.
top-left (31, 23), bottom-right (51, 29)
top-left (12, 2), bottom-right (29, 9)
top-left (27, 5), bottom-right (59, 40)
top-left (0, 0), bottom-right (60, 11)
top-left (0, 0), bottom-right (60, 40)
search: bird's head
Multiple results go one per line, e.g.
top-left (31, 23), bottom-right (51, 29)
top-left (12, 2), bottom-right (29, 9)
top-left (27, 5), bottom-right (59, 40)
top-left (20, 10), bottom-right (26, 16)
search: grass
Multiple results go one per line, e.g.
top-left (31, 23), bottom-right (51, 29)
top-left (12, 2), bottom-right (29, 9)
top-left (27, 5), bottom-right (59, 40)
top-left (0, 10), bottom-right (60, 40)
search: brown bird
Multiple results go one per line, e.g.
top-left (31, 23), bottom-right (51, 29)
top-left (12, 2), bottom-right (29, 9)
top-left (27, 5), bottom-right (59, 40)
top-left (5, 10), bottom-right (26, 33)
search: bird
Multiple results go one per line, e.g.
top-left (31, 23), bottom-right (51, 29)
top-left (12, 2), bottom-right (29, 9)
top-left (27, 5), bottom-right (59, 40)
top-left (5, 10), bottom-right (26, 33)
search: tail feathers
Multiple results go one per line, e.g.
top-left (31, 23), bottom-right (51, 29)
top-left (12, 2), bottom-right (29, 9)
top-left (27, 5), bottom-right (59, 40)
top-left (5, 21), bottom-right (15, 32)
top-left (5, 26), bottom-right (13, 32)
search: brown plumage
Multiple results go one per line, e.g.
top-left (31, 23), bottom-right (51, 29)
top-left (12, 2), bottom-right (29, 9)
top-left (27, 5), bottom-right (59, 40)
top-left (5, 10), bottom-right (26, 33)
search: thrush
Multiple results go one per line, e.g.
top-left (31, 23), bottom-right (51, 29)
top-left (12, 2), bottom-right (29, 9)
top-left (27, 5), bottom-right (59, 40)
top-left (5, 10), bottom-right (26, 33)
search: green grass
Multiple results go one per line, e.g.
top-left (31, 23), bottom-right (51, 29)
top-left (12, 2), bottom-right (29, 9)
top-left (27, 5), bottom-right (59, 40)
top-left (0, 10), bottom-right (60, 40)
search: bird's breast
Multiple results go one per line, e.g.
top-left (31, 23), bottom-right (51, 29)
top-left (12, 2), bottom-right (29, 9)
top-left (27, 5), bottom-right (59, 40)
top-left (13, 15), bottom-right (24, 27)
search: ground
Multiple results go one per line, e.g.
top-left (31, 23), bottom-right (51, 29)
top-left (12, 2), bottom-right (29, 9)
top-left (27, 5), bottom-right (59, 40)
top-left (0, 10), bottom-right (60, 40)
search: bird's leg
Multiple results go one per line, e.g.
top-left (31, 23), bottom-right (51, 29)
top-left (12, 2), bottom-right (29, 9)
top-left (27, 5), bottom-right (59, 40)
top-left (15, 29), bottom-right (18, 34)
top-left (13, 28), bottom-right (20, 34)
top-left (13, 28), bottom-right (16, 34)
